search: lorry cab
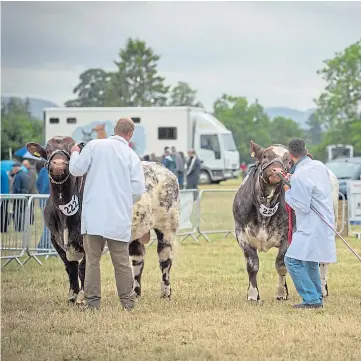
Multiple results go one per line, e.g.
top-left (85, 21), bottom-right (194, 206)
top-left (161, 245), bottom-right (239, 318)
top-left (192, 112), bottom-right (239, 184)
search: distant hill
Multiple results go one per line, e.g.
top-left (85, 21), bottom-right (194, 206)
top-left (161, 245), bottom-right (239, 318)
top-left (1, 96), bottom-right (316, 129)
top-left (264, 107), bottom-right (316, 129)
top-left (1, 96), bottom-right (58, 120)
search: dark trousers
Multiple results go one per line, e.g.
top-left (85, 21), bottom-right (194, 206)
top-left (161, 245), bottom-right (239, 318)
top-left (13, 199), bottom-right (26, 232)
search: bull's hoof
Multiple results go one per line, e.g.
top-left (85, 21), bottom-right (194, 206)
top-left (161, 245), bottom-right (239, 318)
top-left (66, 247), bottom-right (84, 262)
top-left (76, 290), bottom-right (86, 305)
top-left (247, 296), bottom-right (260, 302)
top-left (276, 296), bottom-right (288, 301)
top-left (67, 290), bottom-right (78, 303)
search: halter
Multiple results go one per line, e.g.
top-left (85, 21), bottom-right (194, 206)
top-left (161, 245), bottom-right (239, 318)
top-left (258, 149), bottom-right (286, 184)
top-left (46, 149), bottom-right (71, 185)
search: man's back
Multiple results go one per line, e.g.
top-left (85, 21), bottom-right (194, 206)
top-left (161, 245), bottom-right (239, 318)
top-left (296, 159), bottom-right (335, 225)
top-left (78, 136), bottom-right (144, 241)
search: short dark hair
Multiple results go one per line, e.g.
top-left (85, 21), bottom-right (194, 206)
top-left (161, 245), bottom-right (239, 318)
top-left (288, 138), bottom-right (307, 157)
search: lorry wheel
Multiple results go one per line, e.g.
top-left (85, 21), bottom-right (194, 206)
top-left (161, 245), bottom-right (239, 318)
top-left (199, 170), bottom-right (211, 184)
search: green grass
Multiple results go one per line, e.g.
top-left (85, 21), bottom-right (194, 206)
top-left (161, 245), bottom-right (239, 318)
top-left (1, 178), bottom-right (361, 361)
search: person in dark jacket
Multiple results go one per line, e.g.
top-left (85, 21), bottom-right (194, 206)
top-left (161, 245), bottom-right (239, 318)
top-left (1, 167), bottom-right (10, 233)
top-left (36, 160), bottom-right (51, 250)
top-left (186, 149), bottom-right (201, 199)
top-left (11, 162), bottom-right (31, 232)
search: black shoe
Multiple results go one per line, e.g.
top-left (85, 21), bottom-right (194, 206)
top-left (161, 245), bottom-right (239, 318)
top-left (293, 303), bottom-right (323, 309)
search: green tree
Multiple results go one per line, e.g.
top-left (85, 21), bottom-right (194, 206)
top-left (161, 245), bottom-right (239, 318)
top-left (315, 39), bottom-right (361, 155)
top-left (269, 116), bottom-right (305, 146)
top-left (168, 81), bottom-right (203, 107)
top-left (65, 68), bottom-right (112, 107)
top-left (305, 111), bottom-right (323, 147)
top-left (113, 38), bottom-right (170, 106)
top-left (1, 98), bottom-right (42, 160)
top-left (213, 95), bottom-right (271, 163)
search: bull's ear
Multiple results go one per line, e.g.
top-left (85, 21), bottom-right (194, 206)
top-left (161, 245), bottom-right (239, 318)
top-left (26, 142), bottom-right (47, 159)
top-left (250, 140), bottom-right (264, 160)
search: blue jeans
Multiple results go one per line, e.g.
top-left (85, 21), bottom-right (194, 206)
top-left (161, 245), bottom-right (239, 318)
top-left (285, 256), bottom-right (323, 305)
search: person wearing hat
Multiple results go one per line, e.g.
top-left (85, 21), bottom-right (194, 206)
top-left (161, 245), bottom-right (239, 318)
top-left (11, 162), bottom-right (31, 232)
top-left (283, 138), bottom-right (337, 309)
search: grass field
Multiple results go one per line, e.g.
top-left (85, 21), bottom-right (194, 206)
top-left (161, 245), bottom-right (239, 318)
top-left (1, 178), bottom-right (361, 361)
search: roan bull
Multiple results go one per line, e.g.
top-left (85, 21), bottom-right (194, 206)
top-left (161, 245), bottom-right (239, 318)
top-left (233, 141), bottom-right (339, 301)
top-left (26, 136), bottom-right (179, 304)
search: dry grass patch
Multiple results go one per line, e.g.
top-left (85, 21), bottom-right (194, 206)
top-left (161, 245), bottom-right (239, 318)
top-left (2, 235), bottom-right (361, 361)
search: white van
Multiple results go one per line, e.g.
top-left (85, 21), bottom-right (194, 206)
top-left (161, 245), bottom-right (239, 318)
top-left (43, 106), bottom-right (240, 184)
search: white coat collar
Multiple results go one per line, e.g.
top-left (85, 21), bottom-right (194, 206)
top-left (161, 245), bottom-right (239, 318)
top-left (108, 135), bottom-right (128, 144)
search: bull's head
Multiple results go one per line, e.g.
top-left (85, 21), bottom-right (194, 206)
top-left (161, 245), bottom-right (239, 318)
top-left (27, 136), bottom-right (84, 184)
top-left (250, 140), bottom-right (292, 185)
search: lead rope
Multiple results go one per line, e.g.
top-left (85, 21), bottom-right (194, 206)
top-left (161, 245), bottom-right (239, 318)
top-left (285, 204), bottom-right (293, 245)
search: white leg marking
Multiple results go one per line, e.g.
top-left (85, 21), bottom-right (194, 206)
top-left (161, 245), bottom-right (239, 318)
top-left (247, 284), bottom-right (259, 301)
top-left (320, 263), bottom-right (329, 297)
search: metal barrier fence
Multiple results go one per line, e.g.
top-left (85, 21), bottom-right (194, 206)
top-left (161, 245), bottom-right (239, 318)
top-left (0, 189), bottom-right (348, 268)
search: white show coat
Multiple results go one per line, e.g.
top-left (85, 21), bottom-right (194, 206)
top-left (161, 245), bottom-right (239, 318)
top-left (285, 157), bottom-right (337, 263)
top-left (69, 135), bottom-right (146, 242)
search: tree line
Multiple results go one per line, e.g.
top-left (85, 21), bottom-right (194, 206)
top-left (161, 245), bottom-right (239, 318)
top-left (2, 37), bottom-right (360, 162)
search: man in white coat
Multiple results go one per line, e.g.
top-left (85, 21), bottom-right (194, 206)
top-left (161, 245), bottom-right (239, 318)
top-left (69, 117), bottom-right (146, 310)
top-left (283, 138), bottom-right (337, 309)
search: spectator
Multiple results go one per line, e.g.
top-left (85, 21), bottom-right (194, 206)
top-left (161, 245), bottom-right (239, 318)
top-left (150, 153), bottom-right (158, 162)
top-left (35, 160), bottom-right (51, 250)
top-left (186, 149), bottom-right (201, 197)
top-left (171, 147), bottom-right (185, 190)
top-left (11, 162), bottom-right (31, 232)
top-left (1, 167), bottom-right (10, 233)
top-left (161, 148), bottom-right (177, 174)
top-left (22, 159), bottom-right (37, 225)
top-left (22, 160), bottom-right (37, 194)
top-left (143, 155), bottom-right (150, 161)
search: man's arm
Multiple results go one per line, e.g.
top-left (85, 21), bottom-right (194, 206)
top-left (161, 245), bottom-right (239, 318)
top-left (130, 152), bottom-right (146, 203)
top-left (69, 143), bottom-right (92, 177)
top-left (285, 173), bottom-right (315, 214)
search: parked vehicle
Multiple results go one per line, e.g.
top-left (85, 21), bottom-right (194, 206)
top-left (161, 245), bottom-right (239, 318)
top-left (43, 106), bottom-right (240, 185)
top-left (325, 157), bottom-right (361, 199)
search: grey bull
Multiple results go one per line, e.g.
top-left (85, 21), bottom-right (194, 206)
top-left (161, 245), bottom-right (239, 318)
top-left (233, 141), bottom-right (339, 301)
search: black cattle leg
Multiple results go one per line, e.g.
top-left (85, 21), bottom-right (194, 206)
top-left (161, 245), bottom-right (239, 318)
top-left (154, 229), bottom-right (173, 299)
top-left (243, 244), bottom-right (260, 301)
top-left (50, 234), bottom-right (80, 303)
top-left (275, 242), bottom-right (289, 300)
top-left (129, 240), bottom-right (145, 297)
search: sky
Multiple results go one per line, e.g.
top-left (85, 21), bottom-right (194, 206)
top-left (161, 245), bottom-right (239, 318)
top-left (1, 1), bottom-right (361, 111)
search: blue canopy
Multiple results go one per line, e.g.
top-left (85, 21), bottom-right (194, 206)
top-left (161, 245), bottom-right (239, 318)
top-left (0, 160), bottom-right (28, 173)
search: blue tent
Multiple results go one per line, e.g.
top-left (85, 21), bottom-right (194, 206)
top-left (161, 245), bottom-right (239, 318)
top-left (0, 160), bottom-right (28, 173)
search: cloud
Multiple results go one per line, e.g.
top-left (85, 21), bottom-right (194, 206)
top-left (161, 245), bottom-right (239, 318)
top-left (1, 1), bottom-right (361, 110)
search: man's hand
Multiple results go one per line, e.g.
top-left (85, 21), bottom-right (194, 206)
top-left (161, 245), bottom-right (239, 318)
top-left (70, 144), bottom-right (80, 154)
top-left (283, 184), bottom-right (290, 192)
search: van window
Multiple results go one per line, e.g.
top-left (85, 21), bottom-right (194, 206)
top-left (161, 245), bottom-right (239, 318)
top-left (67, 117), bottom-right (77, 124)
top-left (49, 118), bottom-right (59, 124)
top-left (200, 134), bottom-right (221, 159)
top-left (200, 134), bottom-right (220, 152)
top-left (132, 117), bottom-right (141, 123)
top-left (158, 127), bottom-right (177, 140)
